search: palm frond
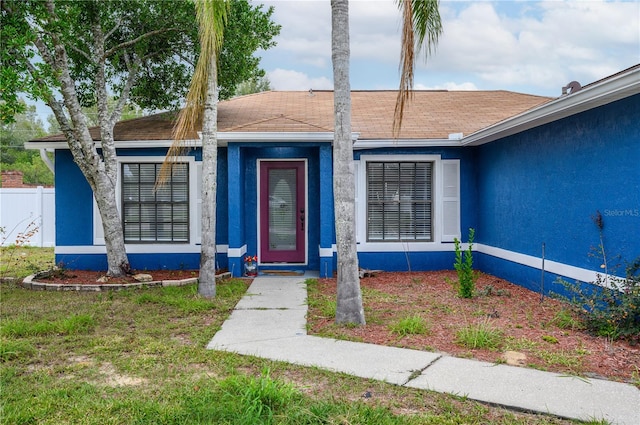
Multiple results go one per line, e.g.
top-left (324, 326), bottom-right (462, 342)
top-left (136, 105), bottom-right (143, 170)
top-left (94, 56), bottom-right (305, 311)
top-left (158, 0), bottom-right (229, 186)
top-left (393, 0), bottom-right (442, 137)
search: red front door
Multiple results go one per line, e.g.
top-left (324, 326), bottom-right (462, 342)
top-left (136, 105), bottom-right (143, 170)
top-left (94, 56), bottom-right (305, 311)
top-left (259, 161), bottom-right (306, 263)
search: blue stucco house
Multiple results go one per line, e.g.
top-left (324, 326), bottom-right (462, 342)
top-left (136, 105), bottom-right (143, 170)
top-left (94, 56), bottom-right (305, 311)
top-left (28, 65), bottom-right (639, 294)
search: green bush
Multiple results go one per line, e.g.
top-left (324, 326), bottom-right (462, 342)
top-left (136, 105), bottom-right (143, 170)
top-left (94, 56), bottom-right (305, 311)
top-left (557, 258), bottom-right (640, 340)
top-left (452, 228), bottom-right (476, 298)
top-left (555, 211), bottom-right (639, 341)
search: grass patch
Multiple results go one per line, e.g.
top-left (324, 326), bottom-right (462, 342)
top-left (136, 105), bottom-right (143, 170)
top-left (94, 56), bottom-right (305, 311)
top-left (362, 286), bottom-right (401, 303)
top-left (389, 315), bottom-right (430, 337)
top-left (475, 284), bottom-right (511, 297)
top-left (306, 278), bottom-right (336, 319)
top-left (535, 348), bottom-right (588, 371)
top-left (548, 309), bottom-right (583, 331)
top-left (505, 337), bottom-right (540, 351)
top-left (215, 369), bottom-right (299, 423)
top-left (541, 335), bottom-right (559, 344)
top-left (0, 338), bottom-right (36, 361)
top-left (0, 246), bottom-right (54, 278)
top-left (1, 313), bottom-right (95, 337)
top-left (455, 320), bottom-right (504, 350)
top-left (0, 249), bottom-right (585, 424)
top-left (135, 285), bottom-right (216, 313)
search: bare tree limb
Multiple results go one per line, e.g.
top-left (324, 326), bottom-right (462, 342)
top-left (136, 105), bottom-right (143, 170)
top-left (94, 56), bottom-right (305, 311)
top-left (103, 27), bottom-right (181, 59)
top-left (109, 52), bottom-right (140, 128)
top-left (104, 19), bottom-right (121, 42)
top-left (68, 43), bottom-right (92, 62)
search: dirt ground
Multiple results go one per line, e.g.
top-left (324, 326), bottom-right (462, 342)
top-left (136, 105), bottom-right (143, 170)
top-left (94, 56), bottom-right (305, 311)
top-left (307, 271), bottom-right (640, 385)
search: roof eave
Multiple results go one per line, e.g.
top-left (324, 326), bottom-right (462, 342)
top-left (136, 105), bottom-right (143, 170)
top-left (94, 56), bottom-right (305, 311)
top-left (462, 67), bottom-right (640, 147)
top-left (354, 139), bottom-right (462, 149)
top-left (24, 139), bottom-right (198, 150)
top-left (24, 132), bottom-right (341, 150)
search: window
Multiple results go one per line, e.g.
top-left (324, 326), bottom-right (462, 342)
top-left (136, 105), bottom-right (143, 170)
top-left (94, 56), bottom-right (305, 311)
top-left (366, 161), bottom-right (433, 241)
top-left (121, 162), bottom-right (189, 243)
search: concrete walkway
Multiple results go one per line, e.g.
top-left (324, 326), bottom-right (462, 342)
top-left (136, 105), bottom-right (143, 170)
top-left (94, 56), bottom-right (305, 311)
top-left (207, 276), bottom-right (640, 425)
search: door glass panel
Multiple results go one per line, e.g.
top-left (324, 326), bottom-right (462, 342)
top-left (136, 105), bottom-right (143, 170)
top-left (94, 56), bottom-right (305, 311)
top-left (268, 169), bottom-right (296, 251)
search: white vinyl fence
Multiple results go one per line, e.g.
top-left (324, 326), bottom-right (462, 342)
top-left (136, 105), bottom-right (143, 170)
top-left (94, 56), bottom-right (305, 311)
top-left (0, 187), bottom-right (55, 247)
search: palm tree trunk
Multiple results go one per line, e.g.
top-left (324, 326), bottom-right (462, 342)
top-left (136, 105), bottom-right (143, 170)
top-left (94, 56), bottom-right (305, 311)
top-left (199, 56), bottom-right (219, 298)
top-left (331, 0), bottom-right (365, 325)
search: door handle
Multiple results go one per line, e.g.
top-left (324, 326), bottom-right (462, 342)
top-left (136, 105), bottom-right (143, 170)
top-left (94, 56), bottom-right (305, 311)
top-left (300, 209), bottom-right (305, 231)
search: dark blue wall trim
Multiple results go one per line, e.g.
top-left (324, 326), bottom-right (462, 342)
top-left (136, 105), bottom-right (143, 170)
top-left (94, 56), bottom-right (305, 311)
top-left (358, 251), bottom-right (456, 272)
top-left (56, 252), bottom-right (204, 271)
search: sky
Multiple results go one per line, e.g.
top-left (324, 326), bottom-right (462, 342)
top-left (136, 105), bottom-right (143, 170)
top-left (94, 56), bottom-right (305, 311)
top-left (255, 0), bottom-right (640, 97)
top-left (29, 0), bottom-right (640, 123)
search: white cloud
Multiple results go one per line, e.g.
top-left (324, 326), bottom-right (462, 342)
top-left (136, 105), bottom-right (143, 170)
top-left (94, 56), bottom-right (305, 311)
top-left (428, 0), bottom-right (640, 92)
top-left (267, 68), bottom-right (333, 90)
top-left (258, 0), bottom-right (639, 95)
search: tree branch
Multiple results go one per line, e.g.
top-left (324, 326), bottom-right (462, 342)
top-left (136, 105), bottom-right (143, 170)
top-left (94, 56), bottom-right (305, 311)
top-left (102, 27), bottom-right (181, 59)
top-left (103, 19), bottom-right (121, 42)
top-left (41, 0), bottom-right (102, 181)
top-left (67, 43), bottom-right (93, 62)
top-left (108, 52), bottom-right (140, 128)
top-left (23, 60), bottom-right (70, 136)
top-left (176, 51), bottom-right (196, 67)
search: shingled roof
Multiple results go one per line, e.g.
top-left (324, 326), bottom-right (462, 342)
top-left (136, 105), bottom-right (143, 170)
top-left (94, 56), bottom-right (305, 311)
top-left (33, 90), bottom-right (552, 143)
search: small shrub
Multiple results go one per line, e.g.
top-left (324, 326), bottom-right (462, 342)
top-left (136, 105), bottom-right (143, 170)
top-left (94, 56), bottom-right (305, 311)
top-left (557, 258), bottom-right (640, 341)
top-left (555, 212), bottom-right (640, 341)
top-left (455, 320), bottom-right (503, 350)
top-left (452, 228), bottom-right (476, 298)
top-left (389, 315), bottom-right (429, 336)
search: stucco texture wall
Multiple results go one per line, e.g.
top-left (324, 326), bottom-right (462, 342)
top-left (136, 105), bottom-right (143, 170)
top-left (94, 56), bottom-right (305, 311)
top-left (476, 95), bottom-right (640, 275)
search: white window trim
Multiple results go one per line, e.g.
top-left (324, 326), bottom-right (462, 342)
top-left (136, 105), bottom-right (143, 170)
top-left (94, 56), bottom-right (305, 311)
top-left (93, 156), bottom-right (199, 249)
top-left (356, 154), bottom-right (459, 252)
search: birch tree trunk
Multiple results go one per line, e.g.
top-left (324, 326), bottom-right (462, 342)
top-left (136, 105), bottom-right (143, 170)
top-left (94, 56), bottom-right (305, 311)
top-left (199, 58), bottom-right (219, 297)
top-left (93, 176), bottom-right (131, 275)
top-left (331, 0), bottom-right (365, 325)
top-left (36, 1), bottom-right (131, 277)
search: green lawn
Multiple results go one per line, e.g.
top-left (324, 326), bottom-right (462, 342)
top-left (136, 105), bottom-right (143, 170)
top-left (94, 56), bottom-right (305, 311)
top-left (0, 246), bottom-right (54, 279)
top-left (0, 248), bottom-right (590, 424)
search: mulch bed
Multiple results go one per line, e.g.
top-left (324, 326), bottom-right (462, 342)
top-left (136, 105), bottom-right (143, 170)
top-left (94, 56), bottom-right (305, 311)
top-left (34, 269), bottom-right (200, 285)
top-left (307, 271), bottom-right (640, 385)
